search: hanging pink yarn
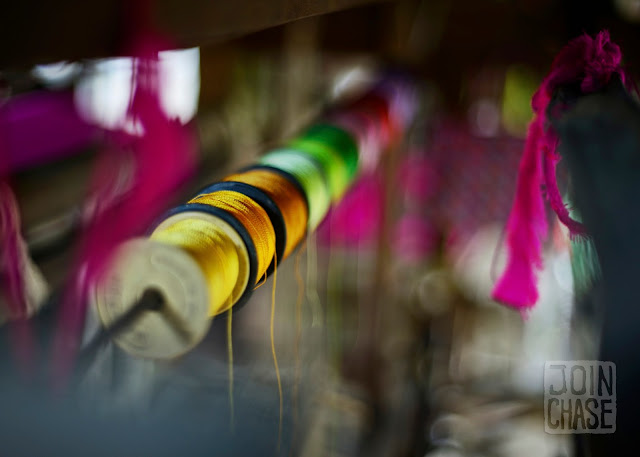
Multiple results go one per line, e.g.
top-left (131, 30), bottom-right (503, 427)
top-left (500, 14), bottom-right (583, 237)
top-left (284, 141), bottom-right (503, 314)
top-left (492, 30), bottom-right (631, 309)
top-left (52, 27), bottom-right (197, 385)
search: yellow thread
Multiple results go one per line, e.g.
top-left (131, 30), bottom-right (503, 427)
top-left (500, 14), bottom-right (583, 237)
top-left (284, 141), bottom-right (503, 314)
top-left (227, 307), bottom-right (235, 432)
top-left (151, 218), bottom-right (239, 316)
top-left (253, 269), bottom-right (268, 290)
top-left (224, 169), bottom-right (308, 260)
top-left (189, 190), bottom-right (276, 285)
top-left (270, 251), bottom-right (283, 453)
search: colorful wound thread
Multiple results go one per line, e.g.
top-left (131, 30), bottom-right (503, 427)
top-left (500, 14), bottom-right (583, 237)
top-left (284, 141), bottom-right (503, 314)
top-left (140, 79), bottom-right (412, 321)
top-left (259, 150), bottom-right (331, 231)
top-left (287, 123), bottom-right (358, 201)
top-left (151, 218), bottom-right (240, 315)
top-left (194, 181), bottom-right (285, 275)
top-left (190, 190), bottom-right (276, 285)
top-left (224, 168), bottom-right (308, 260)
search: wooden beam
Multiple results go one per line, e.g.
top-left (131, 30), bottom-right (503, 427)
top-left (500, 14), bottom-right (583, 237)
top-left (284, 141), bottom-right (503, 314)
top-left (0, 0), bottom-right (388, 69)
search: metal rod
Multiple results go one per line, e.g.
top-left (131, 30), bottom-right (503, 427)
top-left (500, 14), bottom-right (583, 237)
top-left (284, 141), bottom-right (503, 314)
top-left (76, 289), bottom-right (165, 371)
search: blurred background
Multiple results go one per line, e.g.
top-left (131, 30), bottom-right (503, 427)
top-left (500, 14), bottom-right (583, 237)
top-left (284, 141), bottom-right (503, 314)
top-left (1, 0), bottom-right (640, 456)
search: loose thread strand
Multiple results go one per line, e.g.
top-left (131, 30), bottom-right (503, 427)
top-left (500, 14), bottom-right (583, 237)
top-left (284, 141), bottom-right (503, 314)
top-left (270, 252), bottom-right (283, 454)
top-left (227, 306), bottom-right (235, 433)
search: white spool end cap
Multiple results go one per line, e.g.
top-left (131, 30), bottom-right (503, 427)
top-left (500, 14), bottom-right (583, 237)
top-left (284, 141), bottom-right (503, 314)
top-left (94, 238), bottom-right (211, 359)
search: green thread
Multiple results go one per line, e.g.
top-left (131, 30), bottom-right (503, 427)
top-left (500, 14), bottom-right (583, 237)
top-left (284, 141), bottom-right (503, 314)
top-left (296, 123), bottom-right (359, 179)
top-left (287, 123), bottom-right (358, 201)
top-left (259, 149), bottom-right (331, 230)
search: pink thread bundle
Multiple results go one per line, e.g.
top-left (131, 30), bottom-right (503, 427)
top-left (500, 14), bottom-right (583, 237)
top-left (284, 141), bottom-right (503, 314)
top-left (52, 38), bottom-right (197, 386)
top-left (0, 107), bottom-right (40, 375)
top-left (492, 30), bottom-right (630, 310)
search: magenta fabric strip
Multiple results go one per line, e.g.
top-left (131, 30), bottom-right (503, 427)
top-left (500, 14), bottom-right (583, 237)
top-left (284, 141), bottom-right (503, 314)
top-left (1, 91), bottom-right (96, 172)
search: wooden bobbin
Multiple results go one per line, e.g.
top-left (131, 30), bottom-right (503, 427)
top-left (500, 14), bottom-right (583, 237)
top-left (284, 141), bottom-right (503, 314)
top-left (94, 238), bottom-right (211, 359)
top-left (94, 210), bottom-right (252, 358)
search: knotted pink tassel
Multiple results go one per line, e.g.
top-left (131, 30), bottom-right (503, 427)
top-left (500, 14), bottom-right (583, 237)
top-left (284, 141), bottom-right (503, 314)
top-left (493, 30), bottom-right (630, 310)
top-left (492, 117), bottom-right (548, 308)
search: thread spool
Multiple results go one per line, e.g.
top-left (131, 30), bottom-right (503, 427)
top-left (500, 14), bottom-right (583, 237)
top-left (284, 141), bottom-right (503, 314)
top-left (94, 238), bottom-right (213, 359)
top-left (162, 203), bottom-right (258, 310)
top-left (223, 168), bottom-right (308, 261)
top-left (287, 125), bottom-right (356, 201)
top-left (259, 149), bottom-right (331, 231)
top-left (94, 207), bottom-right (255, 358)
top-left (195, 181), bottom-right (285, 275)
top-left (95, 190), bottom-right (274, 359)
top-left (239, 165), bottom-right (308, 207)
top-left (90, 79), bottom-right (416, 361)
top-left (295, 124), bottom-right (359, 180)
top-left (375, 77), bottom-right (417, 133)
top-left (189, 190), bottom-right (276, 285)
top-left (151, 212), bottom-right (250, 314)
top-left (328, 91), bottom-right (393, 160)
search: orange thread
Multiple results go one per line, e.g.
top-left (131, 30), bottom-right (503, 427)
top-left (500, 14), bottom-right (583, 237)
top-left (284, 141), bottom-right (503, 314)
top-left (224, 169), bottom-right (308, 260)
top-left (189, 190), bottom-right (276, 284)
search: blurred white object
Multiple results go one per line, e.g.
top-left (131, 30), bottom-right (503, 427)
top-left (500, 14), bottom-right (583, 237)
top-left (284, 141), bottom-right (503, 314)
top-left (469, 98), bottom-right (501, 138)
top-left (75, 48), bottom-right (200, 132)
top-left (448, 225), bottom-right (505, 308)
top-left (446, 224), bottom-right (574, 395)
top-left (32, 61), bottom-right (82, 88)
